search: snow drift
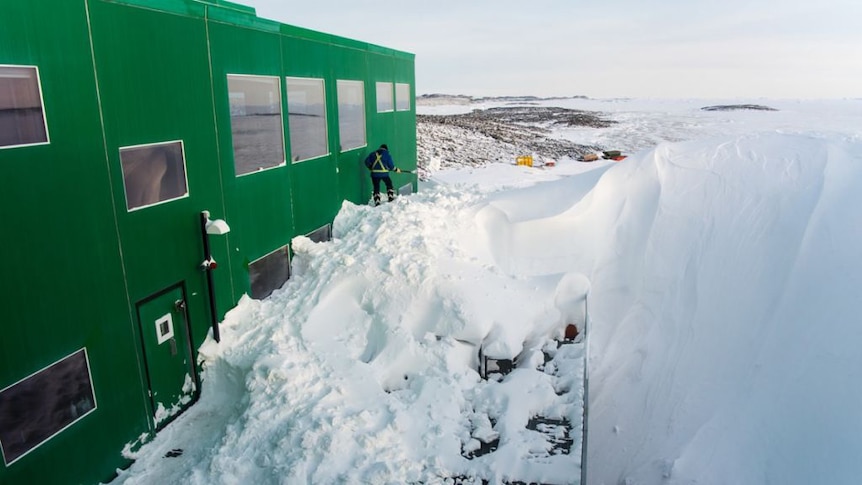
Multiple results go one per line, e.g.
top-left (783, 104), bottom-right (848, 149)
top-left (571, 133), bottom-right (862, 484)
top-left (436, 129), bottom-right (862, 484)
top-left (110, 100), bottom-right (862, 484)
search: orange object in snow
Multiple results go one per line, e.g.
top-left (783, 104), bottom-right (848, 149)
top-left (611, 156), bottom-right (627, 161)
top-left (516, 155), bottom-right (533, 167)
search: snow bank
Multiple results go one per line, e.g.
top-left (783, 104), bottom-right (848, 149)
top-left (434, 129), bottom-right (862, 484)
top-left (566, 133), bottom-right (862, 484)
top-left (111, 185), bottom-right (588, 484)
top-left (110, 96), bottom-right (862, 485)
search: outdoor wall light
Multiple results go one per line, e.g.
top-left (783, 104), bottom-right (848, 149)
top-left (203, 210), bottom-right (231, 235)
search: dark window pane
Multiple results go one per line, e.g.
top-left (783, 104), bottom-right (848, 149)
top-left (0, 349), bottom-right (96, 465)
top-left (306, 224), bottom-right (332, 243)
top-left (0, 65), bottom-right (49, 148)
top-left (249, 246), bottom-right (291, 299)
top-left (120, 141), bottom-right (188, 211)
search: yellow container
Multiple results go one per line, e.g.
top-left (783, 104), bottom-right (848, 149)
top-left (516, 155), bottom-right (533, 167)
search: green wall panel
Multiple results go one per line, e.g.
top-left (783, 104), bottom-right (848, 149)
top-left (338, 148), bottom-right (372, 205)
top-left (207, 20), bottom-right (296, 295)
top-left (362, 54), bottom-right (418, 199)
top-left (282, 36), bottom-right (341, 234)
top-left (329, 47), bottom-right (371, 205)
top-left (0, 1), bottom-right (148, 484)
top-left (290, 158), bottom-right (340, 235)
top-left (394, 57), bottom-right (418, 175)
top-left (89, 0), bottom-right (229, 353)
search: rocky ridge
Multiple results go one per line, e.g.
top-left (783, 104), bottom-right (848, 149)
top-left (416, 106), bottom-right (613, 180)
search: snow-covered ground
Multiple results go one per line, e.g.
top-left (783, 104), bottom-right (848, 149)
top-left (110, 97), bottom-right (862, 485)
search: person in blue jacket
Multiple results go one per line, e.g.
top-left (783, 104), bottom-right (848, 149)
top-left (364, 144), bottom-right (401, 205)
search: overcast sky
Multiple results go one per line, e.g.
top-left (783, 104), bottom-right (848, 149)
top-left (242, 0), bottom-right (860, 99)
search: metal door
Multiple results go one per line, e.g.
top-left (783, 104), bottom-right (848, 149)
top-left (136, 285), bottom-right (197, 429)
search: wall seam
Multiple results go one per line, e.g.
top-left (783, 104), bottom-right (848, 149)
top-left (203, 5), bottom-right (236, 303)
top-left (83, 0), bottom-right (154, 433)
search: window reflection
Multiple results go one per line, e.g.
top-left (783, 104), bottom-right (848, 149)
top-left (0, 65), bottom-right (49, 148)
top-left (286, 77), bottom-right (328, 162)
top-left (228, 75), bottom-right (285, 175)
top-left (395, 83), bottom-right (410, 111)
top-left (337, 80), bottom-right (366, 151)
top-left (376, 82), bottom-right (393, 112)
top-left (120, 141), bottom-right (188, 211)
top-left (0, 349), bottom-right (96, 465)
top-left (249, 245), bottom-right (291, 299)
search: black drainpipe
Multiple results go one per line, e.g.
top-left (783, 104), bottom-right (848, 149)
top-left (200, 211), bottom-right (220, 343)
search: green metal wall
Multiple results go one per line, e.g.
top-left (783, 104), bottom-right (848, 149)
top-left (206, 17), bottom-right (291, 309)
top-left (0, 1), bottom-right (414, 484)
top-left (88, 0), bottom-right (229, 349)
top-left (0, 2), bottom-right (150, 484)
top-left (283, 35), bottom-right (341, 235)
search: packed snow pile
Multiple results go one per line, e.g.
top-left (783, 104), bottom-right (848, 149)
top-left (501, 132), bottom-right (862, 484)
top-left (110, 98), bottom-right (862, 485)
top-left (111, 182), bottom-right (591, 485)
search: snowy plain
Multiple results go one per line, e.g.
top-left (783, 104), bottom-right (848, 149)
top-left (110, 97), bottom-right (862, 485)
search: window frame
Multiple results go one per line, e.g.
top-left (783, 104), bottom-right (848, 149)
top-left (395, 83), bottom-right (411, 112)
top-left (306, 223), bottom-right (332, 243)
top-left (336, 79), bottom-right (367, 153)
top-left (285, 76), bottom-right (330, 164)
top-left (375, 82), bottom-right (394, 113)
top-left (226, 73), bottom-right (287, 178)
top-left (0, 64), bottom-right (51, 150)
top-left (118, 139), bottom-right (190, 212)
top-left (0, 348), bottom-right (97, 466)
top-left (248, 244), bottom-right (292, 300)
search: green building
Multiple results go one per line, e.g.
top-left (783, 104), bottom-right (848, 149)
top-left (0, 1), bottom-right (415, 483)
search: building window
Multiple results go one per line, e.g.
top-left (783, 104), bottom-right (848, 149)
top-left (336, 80), bottom-right (366, 152)
top-left (395, 83), bottom-right (411, 111)
top-left (286, 77), bottom-right (328, 162)
top-left (0, 65), bottom-right (49, 149)
top-left (376, 82), bottom-right (393, 112)
top-left (249, 245), bottom-right (291, 299)
top-left (119, 141), bottom-right (188, 211)
top-left (227, 74), bottom-right (285, 176)
top-left (0, 349), bottom-right (97, 465)
top-left (306, 223), bottom-right (332, 243)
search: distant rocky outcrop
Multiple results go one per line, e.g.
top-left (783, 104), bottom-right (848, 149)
top-left (417, 94), bottom-right (590, 106)
top-left (416, 94), bottom-right (473, 106)
top-left (701, 104), bottom-right (778, 112)
top-left (417, 106), bottom-right (610, 177)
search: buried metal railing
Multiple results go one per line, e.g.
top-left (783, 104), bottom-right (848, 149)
top-left (472, 286), bottom-right (592, 484)
top-left (581, 293), bottom-right (590, 485)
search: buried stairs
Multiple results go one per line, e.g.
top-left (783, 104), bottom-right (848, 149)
top-left (450, 327), bottom-right (588, 485)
